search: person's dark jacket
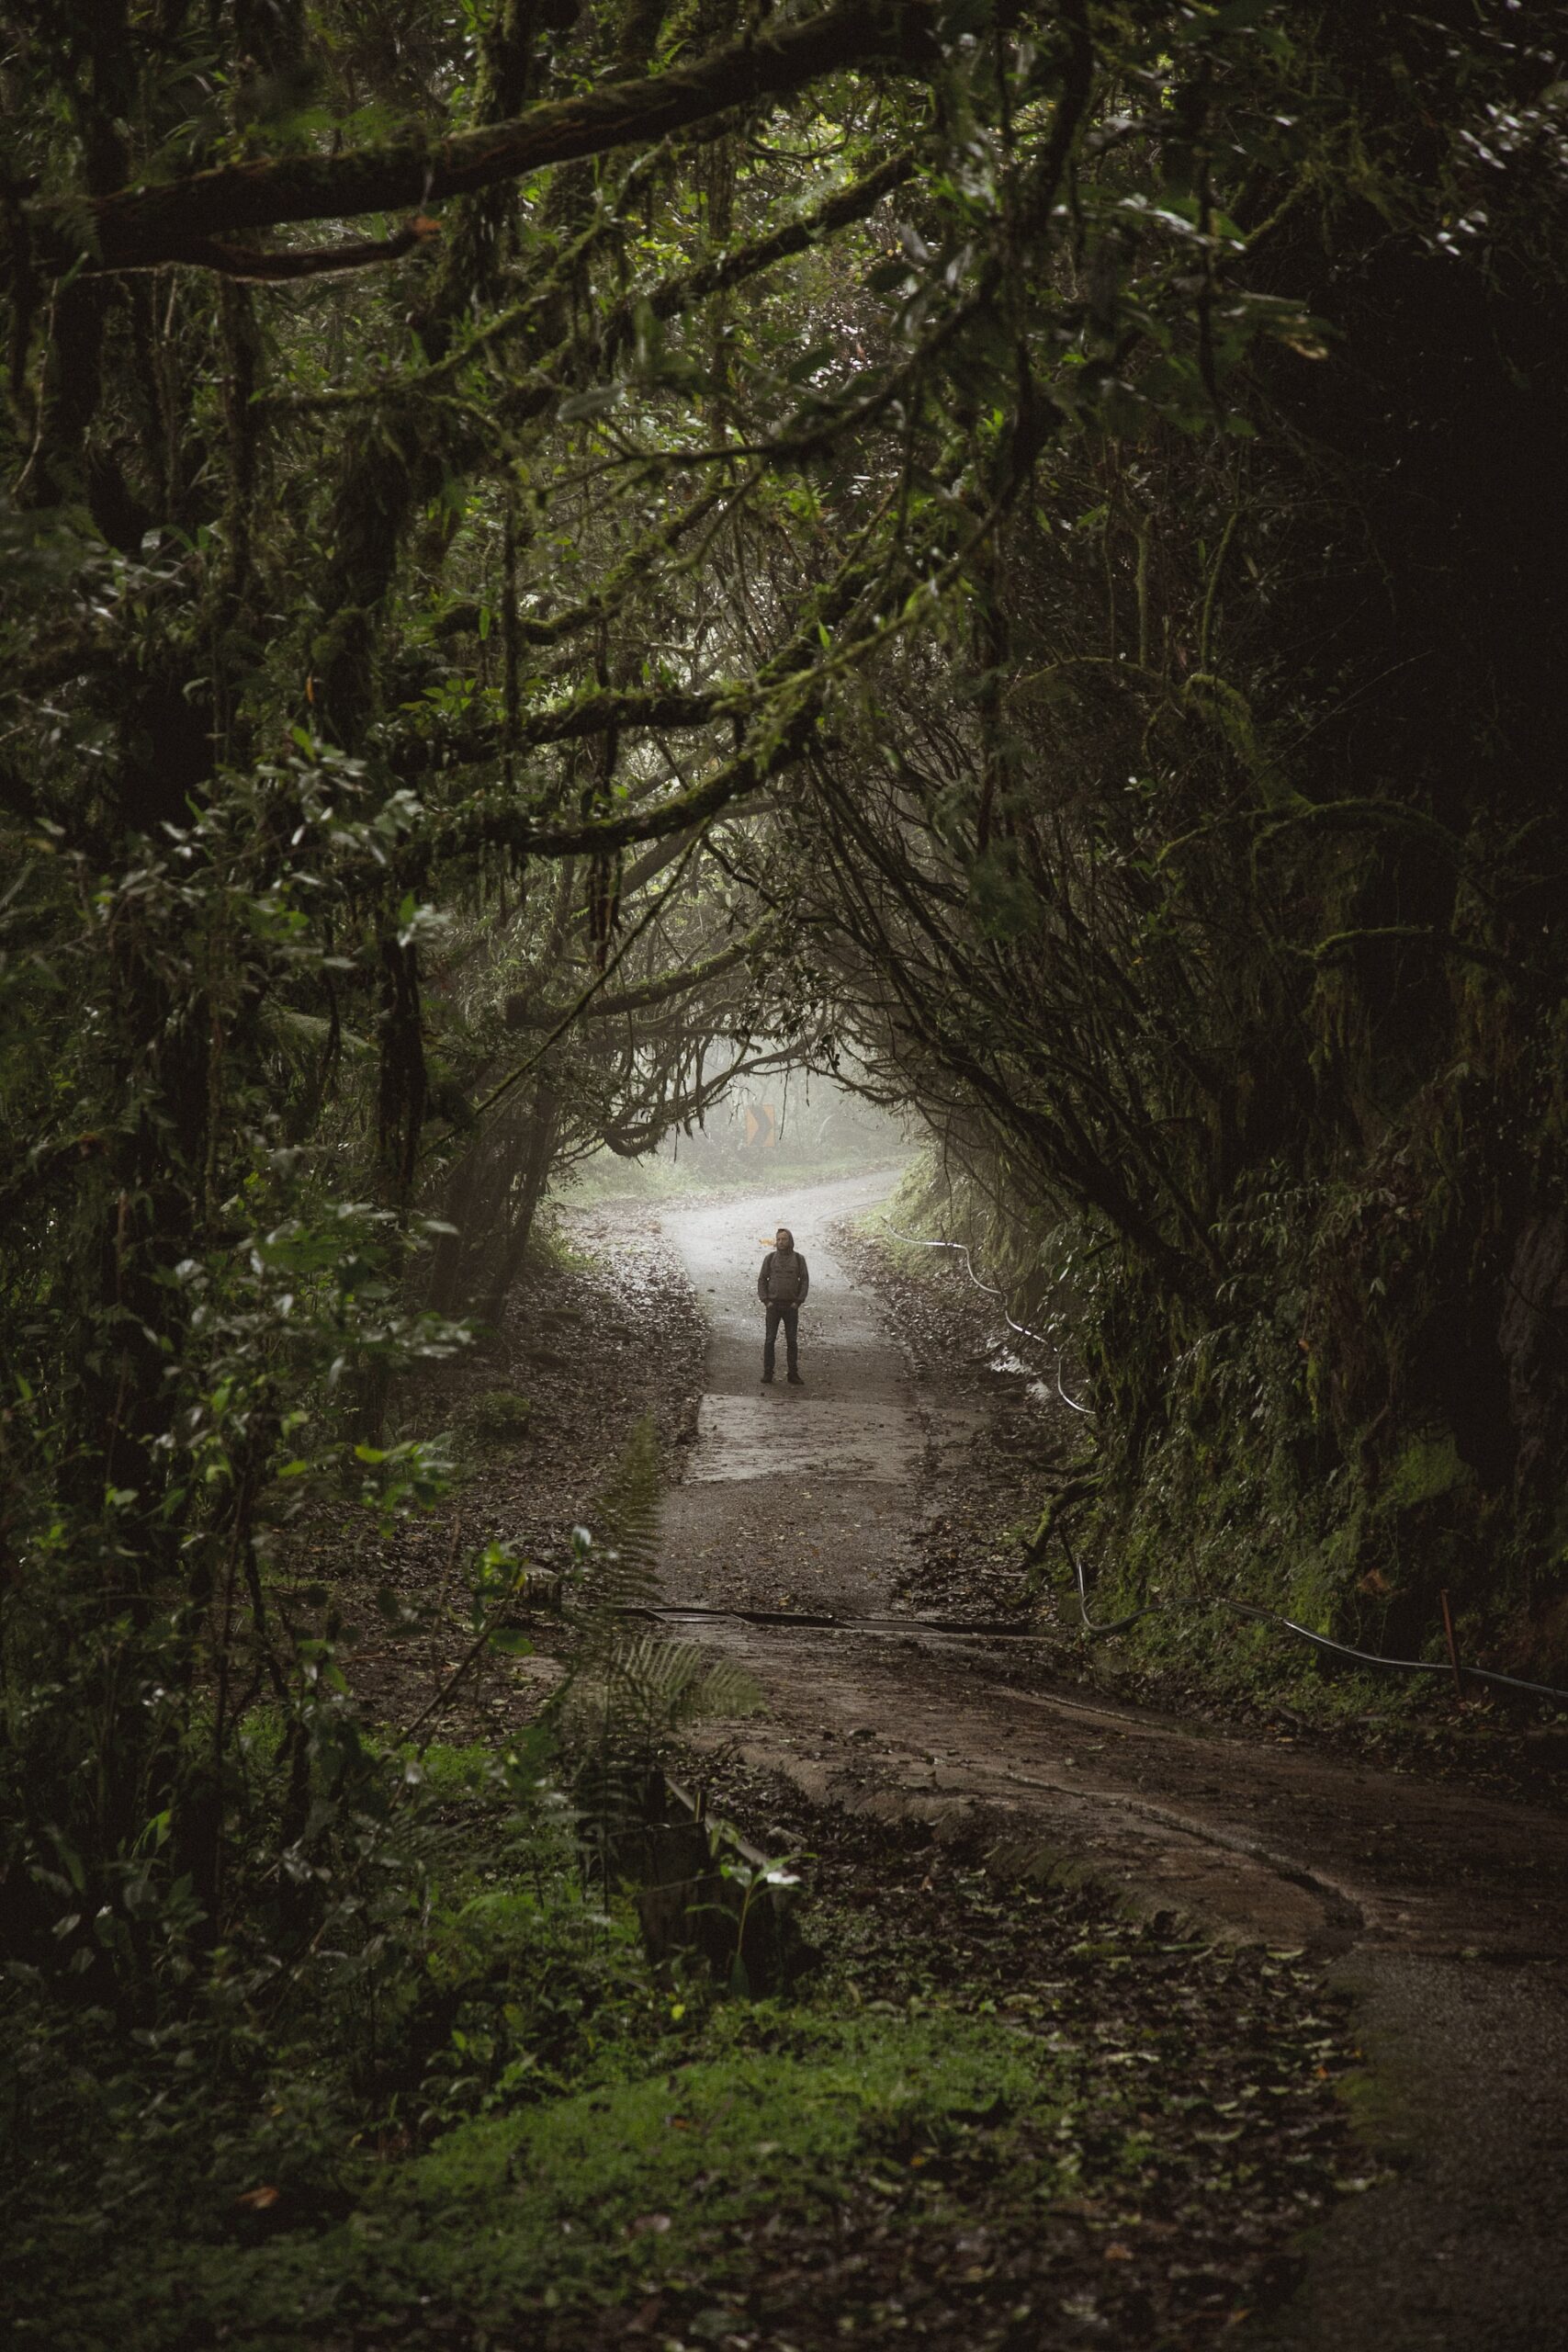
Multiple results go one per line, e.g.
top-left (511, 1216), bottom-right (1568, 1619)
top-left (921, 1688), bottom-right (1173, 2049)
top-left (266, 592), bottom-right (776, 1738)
top-left (758, 1248), bottom-right (808, 1306)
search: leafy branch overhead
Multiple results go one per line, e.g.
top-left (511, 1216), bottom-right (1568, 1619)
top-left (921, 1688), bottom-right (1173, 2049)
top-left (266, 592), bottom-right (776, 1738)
top-left (23, 2), bottom-right (940, 274)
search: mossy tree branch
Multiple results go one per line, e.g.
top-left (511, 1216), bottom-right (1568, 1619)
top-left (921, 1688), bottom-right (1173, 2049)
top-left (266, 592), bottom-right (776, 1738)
top-left (33, 2), bottom-right (938, 274)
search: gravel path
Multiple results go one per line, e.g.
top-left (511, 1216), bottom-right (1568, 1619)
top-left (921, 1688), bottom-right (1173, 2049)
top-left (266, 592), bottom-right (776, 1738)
top-left (655, 1172), bottom-right (1568, 2352)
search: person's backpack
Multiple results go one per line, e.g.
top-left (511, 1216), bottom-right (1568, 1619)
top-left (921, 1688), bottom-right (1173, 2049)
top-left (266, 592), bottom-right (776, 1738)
top-left (766, 1250), bottom-right (804, 1304)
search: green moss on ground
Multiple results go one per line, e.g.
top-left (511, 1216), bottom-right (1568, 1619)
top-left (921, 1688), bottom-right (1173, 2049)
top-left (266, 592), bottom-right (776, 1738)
top-left (85, 2012), bottom-right (1073, 2349)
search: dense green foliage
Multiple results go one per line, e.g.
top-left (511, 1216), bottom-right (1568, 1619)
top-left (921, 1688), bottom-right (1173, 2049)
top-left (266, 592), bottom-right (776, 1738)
top-left (2, 0), bottom-right (1565, 2263)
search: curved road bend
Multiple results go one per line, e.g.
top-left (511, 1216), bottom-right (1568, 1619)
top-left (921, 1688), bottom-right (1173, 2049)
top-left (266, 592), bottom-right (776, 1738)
top-left (656, 1171), bottom-right (1568, 2352)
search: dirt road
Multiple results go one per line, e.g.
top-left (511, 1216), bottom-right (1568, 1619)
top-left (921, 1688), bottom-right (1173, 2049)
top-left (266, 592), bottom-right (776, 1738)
top-left (657, 1172), bottom-right (1568, 2352)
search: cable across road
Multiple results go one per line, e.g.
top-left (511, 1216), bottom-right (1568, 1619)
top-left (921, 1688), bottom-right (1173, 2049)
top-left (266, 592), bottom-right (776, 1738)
top-left (633, 1588), bottom-right (1568, 1706)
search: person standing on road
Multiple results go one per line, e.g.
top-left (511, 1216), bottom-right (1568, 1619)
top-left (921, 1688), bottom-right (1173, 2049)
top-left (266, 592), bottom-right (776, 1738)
top-left (758, 1225), bottom-right (809, 1385)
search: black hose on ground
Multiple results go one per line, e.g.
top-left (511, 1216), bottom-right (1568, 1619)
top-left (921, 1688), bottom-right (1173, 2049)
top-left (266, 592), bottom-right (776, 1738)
top-left (1062, 1537), bottom-right (1568, 1708)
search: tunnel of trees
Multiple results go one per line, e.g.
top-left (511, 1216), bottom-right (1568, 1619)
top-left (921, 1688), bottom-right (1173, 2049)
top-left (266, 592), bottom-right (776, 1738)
top-left (3, 0), bottom-right (1567, 2308)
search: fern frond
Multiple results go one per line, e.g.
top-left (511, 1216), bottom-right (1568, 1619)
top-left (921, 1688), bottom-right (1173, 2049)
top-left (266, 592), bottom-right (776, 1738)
top-left (562, 1634), bottom-right (760, 1749)
top-left (613, 1634), bottom-right (761, 1729)
top-left (549, 1420), bottom-right (760, 1870)
top-left (570, 1413), bottom-right (663, 1632)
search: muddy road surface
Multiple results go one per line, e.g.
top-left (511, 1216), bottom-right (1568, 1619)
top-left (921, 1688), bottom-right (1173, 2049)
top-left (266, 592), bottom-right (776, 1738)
top-left (656, 1172), bottom-right (1568, 2352)
top-left (660, 1170), bottom-right (931, 1615)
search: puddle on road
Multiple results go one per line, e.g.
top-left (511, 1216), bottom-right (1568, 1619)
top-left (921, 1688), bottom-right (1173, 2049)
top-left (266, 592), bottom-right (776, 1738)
top-left (686, 1391), bottom-right (921, 1485)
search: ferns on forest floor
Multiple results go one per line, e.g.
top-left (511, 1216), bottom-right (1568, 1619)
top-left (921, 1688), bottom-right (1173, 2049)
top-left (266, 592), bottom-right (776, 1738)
top-left (549, 1416), bottom-right (759, 1875)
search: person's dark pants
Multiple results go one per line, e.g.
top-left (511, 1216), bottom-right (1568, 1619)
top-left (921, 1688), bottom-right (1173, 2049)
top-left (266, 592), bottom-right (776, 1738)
top-left (763, 1303), bottom-right (799, 1381)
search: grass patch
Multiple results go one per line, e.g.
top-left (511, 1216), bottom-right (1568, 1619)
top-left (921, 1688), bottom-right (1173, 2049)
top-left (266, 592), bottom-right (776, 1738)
top-left (95, 2010), bottom-right (1074, 2350)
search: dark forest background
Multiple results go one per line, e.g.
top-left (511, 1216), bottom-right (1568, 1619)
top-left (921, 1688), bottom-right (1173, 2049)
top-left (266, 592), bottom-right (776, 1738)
top-left (3, 2), bottom-right (1567, 2325)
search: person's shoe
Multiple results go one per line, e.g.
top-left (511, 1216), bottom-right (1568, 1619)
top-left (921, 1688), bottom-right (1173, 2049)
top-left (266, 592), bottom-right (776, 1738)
top-left (787, 1372), bottom-right (805, 1385)
top-left (761, 1374), bottom-right (774, 1385)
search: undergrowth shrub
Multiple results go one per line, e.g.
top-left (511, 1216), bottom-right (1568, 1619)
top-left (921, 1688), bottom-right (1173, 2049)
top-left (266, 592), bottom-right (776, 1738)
top-left (467, 1386), bottom-right (534, 1446)
top-left (887, 1140), bottom-right (1564, 1694)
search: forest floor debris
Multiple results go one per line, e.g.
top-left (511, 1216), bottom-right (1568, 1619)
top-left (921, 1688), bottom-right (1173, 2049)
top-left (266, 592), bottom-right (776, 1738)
top-left (333, 1204), bottom-right (707, 1741)
top-left (6, 1763), bottom-right (1360, 2352)
top-left (828, 1213), bottom-right (1075, 1627)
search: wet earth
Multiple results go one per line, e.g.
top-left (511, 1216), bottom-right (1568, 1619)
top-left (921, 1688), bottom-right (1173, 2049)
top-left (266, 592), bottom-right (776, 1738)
top-left (660, 1176), bottom-right (930, 1615)
top-left (651, 1171), bottom-right (1568, 2352)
